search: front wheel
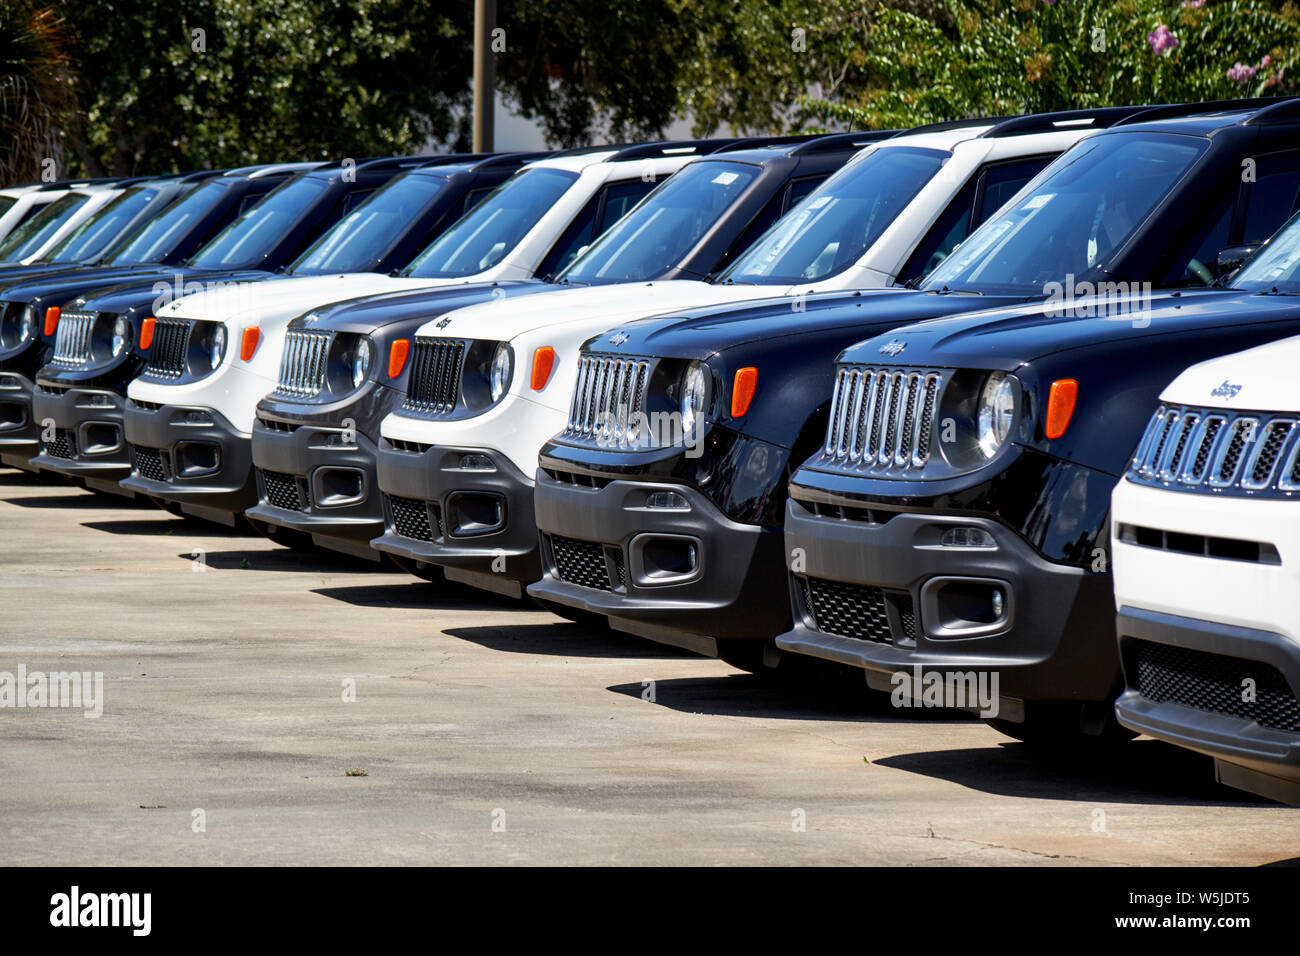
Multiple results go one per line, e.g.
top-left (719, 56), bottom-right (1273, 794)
top-left (715, 639), bottom-right (782, 675)
top-left (986, 701), bottom-right (1136, 749)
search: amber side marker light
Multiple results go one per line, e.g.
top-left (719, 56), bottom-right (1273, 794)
top-left (1045, 379), bottom-right (1078, 440)
top-left (531, 346), bottom-right (556, 391)
top-left (389, 339), bottom-right (410, 378)
top-left (139, 317), bottom-right (155, 351)
top-left (43, 306), bottom-right (60, 337)
top-left (240, 327), bottom-right (261, 362)
top-left (731, 367), bottom-right (758, 418)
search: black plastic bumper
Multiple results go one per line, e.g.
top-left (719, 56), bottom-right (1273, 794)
top-left (1115, 606), bottom-right (1300, 806)
top-left (245, 418), bottom-right (386, 559)
top-left (30, 384), bottom-right (131, 491)
top-left (525, 468), bottom-right (788, 654)
top-left (120, 400), bottom-right (254, 526)
top-left (774, 495), bottom-right (1119, 712)
top-left (0, 370), bottom-right (38, 470)
top-left (370, 444), bottom-right (539, 598)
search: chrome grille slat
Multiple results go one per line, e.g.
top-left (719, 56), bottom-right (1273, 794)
top-left (402, 337), bottom-right (466, 415)
top-left (563, 352), bottom-right (653, 449)
top-left (142, 318), bottom-right (192, 379)
top-left (275, 329), bottom-right (333, 398)
top-left (1130, 403), bottom-right (1300, 496)
top-left (818, 364), bottom-right (945, 475)
top-left (52, 310), bottom-right (97, 367)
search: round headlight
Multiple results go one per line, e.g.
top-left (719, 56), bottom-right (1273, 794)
top-left (351, 336), bottom-right (372, 389)
top-left (210, 324), bottom-right (227, 371)
top-left (111, 316), bottom-right (131, 357)
top-left (489, 343), bottom-right (511, 402)
top-left (976, 371), bottom-right (1016, 459)
top-left (17, 304), bottom-right (37, 344)
top-left (680, 362), bottom-right (707, 438)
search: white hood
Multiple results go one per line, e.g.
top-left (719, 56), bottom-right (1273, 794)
top-left (410, 279), bottom-right (797, 342)
top-left (1162, 334), bottom-right (1300, 414)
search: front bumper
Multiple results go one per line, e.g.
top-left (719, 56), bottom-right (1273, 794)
top-left (120, 400), bottom-right (253, 526)
top-left (525, 468), bottom-right (788, 655)
top-left (30, 384), bottom-right (131, 491)
top-left (1115, 607), bottom-right (1300, 806)
top-left (0, 370), bottom-right (38, 470)
top-left (370, 443), bottom-right (539, 598)
top-left (245, 418), bottom-right (385, 560)
top-left (774, 495), bottom-right (1119, 713)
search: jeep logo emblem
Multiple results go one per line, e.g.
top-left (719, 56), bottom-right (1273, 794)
top-left (1210, 380), bottom-right (1243, 400)
top-left (879, 339), bottom-right (907, 357)
top-left (435, 317), bottom-right (452, 329)
top-left (608, 331), bottom-right (629, 346)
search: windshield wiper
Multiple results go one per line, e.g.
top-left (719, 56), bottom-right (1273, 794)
top-left (925, 284), bottom-right (982, 295)
top-left (1258, 285), bottom-right (1300, 296)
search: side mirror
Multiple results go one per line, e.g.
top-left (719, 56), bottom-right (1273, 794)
top-left (1215, 244), bottom-right (1259, 279)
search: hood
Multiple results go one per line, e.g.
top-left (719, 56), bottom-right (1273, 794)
top-left (292, 280), bottom-right (551, 336)
top-left (0, 264), bottom-right (183, 306)
top-left (410, 279), bottom-right (771, 342)
top-left (838, 289), bottom-right (1250, 370)
top-left (1162, 330), bottom-right (1300, 413)
top-left (158, 272), bottom-right (450, 325)
top-left (75, 269), bottom-right (273, 318)
top-left (586, 288), bottom-right (1026, 360)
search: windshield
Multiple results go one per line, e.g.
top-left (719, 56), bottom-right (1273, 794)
top-left (403, 167), bottom-right (578, 278)
top-left (0, 196), bottom-right (16, 220)
top-left (187, 175), bottom-right (329, 270)
top-left (1233, 211), bottom-right (1300, 293)
top-left (291, 171), bottom-right (450, 275)
top-left (108, 179), bottom-right (229, 264)
top-left (42, 185), bottom-right (159, 263)
top-left (558, 160), bottom-right (760, 283)
top-left (0, 192), bottom-right (89, 262)
top-left (722, 146), bottom-right (948, 285)
top-left (922, 133), bottom-right (1208, 295)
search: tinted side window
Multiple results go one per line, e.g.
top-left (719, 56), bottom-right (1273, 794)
top-left (340, 188), bottom-right (376, 214)
top-left (537, 178), bottom-right (657, 278)
top-left (1163, 186), bottom-right (1234, 286)
top-left (784, 176), bottom-right (824, 211)
top-left (1242, 150), bottom-right (1300, 244)
top-left (899, 158), bottom-right (1048, 284)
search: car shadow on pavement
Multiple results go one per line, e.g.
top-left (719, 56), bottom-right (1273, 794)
top-left (607, 667), bottom-right (977, 723)
top-left (83, 517), bottom-right (248, 537)
top-left (0, 468), bottom-right (67, 485)
top-left (3, 492), bottom-right (107, 509)
top-left (314, 581), bottom-right (523, 613)
top-left (176, 547), bottom-right (376, 573)
top-left (446, 622), bottom-right (700, 659)
top-left (873, 739), bottom-right (1275, 807)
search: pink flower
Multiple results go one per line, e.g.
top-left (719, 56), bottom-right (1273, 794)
top-left (1228, 61), bottom-right (1258, 84)
top-left (1182, 0), bottom-right (1206, 7)
top-left (1148, 25), bottom-right (1179, 56)
top-left (1262, 55), bottom-right (1271, 67)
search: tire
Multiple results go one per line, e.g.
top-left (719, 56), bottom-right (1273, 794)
top-left (986, 701), bottom-right (1137, 749)
top-left (244, 515), bottom-right (316, 551)
top-left (385, 552), bottom-right (443, 582)
top-left (531, 597), bottom-right (607, 628)
top-left (715, 638), bottom-right (780, 675)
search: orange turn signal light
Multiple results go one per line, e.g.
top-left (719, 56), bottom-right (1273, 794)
top-left (1045, 379), bottom-right (1078, 440)
top-left (240, 327), bottom-right (260, 362)
top-left (139, 317), bottom-right (155, 351)
top-left (389, 338), bottom-right (410, 378)
top-left (531, 346), bottom-right (556, 391)
top-left (731, 367), bottom-right (758, 417)
top-left (43, 306), bottom-right (60, 337)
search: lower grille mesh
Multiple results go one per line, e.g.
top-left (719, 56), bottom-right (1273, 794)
top-left (260, 468), bottom-right (308, 512)
top-left (386, 494), bottom-right (434, 542)
top-left (129, 444), bottom-right (168, 482)
top-left (1133, 639), bottom-right (1300, 731)
top-left (41, 429), bottom-right (76, 460)
top-left (799, 575), bottom-right (916, 644)
top-left (549, 534), bottom-right (612, 591)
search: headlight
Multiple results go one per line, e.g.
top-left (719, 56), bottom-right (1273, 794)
top-left (210, 324), bottom-right (227, 371)
top-left (680, 362), bottom-right (707, 438)
top-left (489, 343), bottom-right (511, 402)
top-left (110, 316), bottom-right (131, 357)
top-left (976, 371), bottom-right (1015, 459)
top-left (350, 336), bottom-right (372, 389)
top-left (18, 304), bottom-right (37, 344)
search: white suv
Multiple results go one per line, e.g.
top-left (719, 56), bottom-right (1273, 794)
top-left (119, 144), bottom-right (725, 525)
top-left (1113, 333), bottom-right (1300, 805)
top-left (371, 109), bottom-right (1144, 596)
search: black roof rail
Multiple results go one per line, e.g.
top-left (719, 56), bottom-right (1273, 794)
top-left (349, 155), bottom-right (439, 172)
top-left (176, 169), bottom-right (227, 183)
top-left (711, 134), bottom-right (824, 153)
top-left (1114, 97), bottom-right (1296, 127)
top-left (465, 151), bottom-right (554, 168)
top-left (549, 143), bottom-right (637, 158)
top-left (907, 116), bottom-right (1011, 135)
top-left (984, 106), bottom-right (1148, 138)
top-left (1242, 97), bottom-right (1300, 125)
top-left (609, 140), bottom-right (747, 161)
top-left (789, 129), bottom-right (902, 154)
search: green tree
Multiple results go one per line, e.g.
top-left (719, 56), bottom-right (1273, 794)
top-left (0, 0), bottom-right (71, 183)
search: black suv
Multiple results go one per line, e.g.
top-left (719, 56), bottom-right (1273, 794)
top-left (244, 135), bottom-right (882, 565)
top-left (26, 154), bottom-right (522, 493)
top-left (528, 99), bottom-right (1300, 672)
top-left (775, 99), bottom-right (1300, 742)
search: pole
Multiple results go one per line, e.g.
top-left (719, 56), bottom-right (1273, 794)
top-left (473, 0), bottom-right (496, 152)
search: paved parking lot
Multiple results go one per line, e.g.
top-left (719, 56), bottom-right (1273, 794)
top-left (0, 466), bottom-right (1295, 866)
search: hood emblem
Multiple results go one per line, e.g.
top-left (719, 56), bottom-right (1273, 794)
top-left (1210, 380), bottom-right (1243, 400)
top-left (879, 339), bottom-right (907, 357)
top-left (435, 317), bottom-right (452, 329)
top-left (608, 331), bottom-right (629, 346)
